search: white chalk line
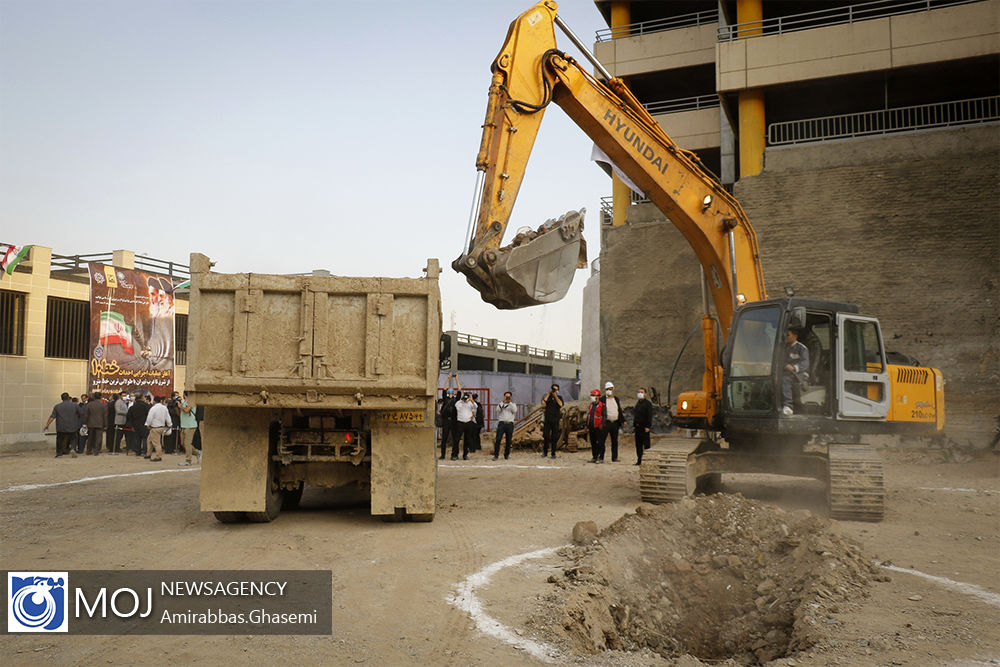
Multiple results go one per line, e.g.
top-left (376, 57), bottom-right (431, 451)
top-left (881, 564), bottom-right (1000, 609)
top-left (447, 545), bottom-right (568, 663)
top-left (918, 487), bottom-right (997, 495)
top-left (439, 464), bottom-right (569, 470)
top-left (1, 467), bottom-right (197, 493)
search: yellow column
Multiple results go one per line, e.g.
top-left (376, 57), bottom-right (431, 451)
top-left (610, 2), bottom-right (630, 226)
top-left (737, 0), bottom-right (765, 177)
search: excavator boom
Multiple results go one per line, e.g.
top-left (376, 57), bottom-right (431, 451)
top-left (455, 0), bottom-right (766, 325)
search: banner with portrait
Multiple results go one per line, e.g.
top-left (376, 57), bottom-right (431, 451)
top-left (88, 263), bottom-right (176, 398)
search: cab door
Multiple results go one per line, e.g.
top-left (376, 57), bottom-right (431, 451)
top-left (836, 314), bottom-right (890, 420)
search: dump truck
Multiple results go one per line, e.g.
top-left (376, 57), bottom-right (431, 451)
top-left (186, 253), bottom-right (441, 523)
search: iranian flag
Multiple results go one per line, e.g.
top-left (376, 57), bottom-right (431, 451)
top-left (99, 311), bottom-right (134, 354)
top-left (1, 244), bottom-right (31, 276)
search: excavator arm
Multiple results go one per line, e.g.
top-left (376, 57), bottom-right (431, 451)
top-left (455, 0), bottom-right (767, 329)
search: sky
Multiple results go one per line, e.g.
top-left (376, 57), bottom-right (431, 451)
top-left (0, 0), bottom-right (613, 355)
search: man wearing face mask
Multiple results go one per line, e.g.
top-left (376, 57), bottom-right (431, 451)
top-left (586, 389), bottom-right (606, 463)
top-left (602, 382), bottom-right (625, 462)
top-left (633, 387), bottom-right (653, 465)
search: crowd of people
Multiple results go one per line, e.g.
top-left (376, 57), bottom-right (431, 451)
top-left (437, 325), bottom-right (811, 466)
top-left (434, 376), bottom-right (656, 467)
top-left (44, 390), bottom-right (201, 466)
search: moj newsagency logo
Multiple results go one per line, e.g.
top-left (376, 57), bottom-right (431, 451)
top-left (8, 572), bottom-right (68, 632)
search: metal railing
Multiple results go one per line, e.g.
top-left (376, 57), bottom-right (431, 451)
top-left (49, 252), bottom-right (190, 281)
top-left (496, 340), bottom-right (521, 353)
top-left (451, 332), bottom-right (581, 362)
top-left (768, 96), bottom-right (1000, 145)
top-left (719, 0), bottom-right (979, 41)
top-left (596, 8), bottom-right (718, 42)
top-left (600, 193), bottom-right (652, 220)
top-left (644, 94), bottom-right (719, 116)
top-left (457, 332), bottom-right (490, 348)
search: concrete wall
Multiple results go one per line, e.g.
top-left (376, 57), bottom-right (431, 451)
top-left (652, 106), bottom-right (721, 151)
top-left (0, 246), bottom-right (188, 447)
top-left (580, 268), bottom-right (601, 394)
top-left (718, 1), bottom-right (1000, 91)
top-left (598, 123), bottom-right (999, 446)
top-left (737, 123), bottom-right (999, 443)
top-left (599, 205), bottom-right (704, 404)
top-left (595, 23), bottom-right (716, 78)
top-left (440, 330), bottom-right (580, 378)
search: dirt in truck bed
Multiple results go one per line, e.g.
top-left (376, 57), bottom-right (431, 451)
top-left (1, 444), bottom-right (997, 665)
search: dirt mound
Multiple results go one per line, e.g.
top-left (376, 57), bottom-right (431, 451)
top-left (545, 495), bottom-right (881, 664)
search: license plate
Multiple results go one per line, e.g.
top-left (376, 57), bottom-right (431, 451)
top-left (380, 411), bottom-right (425, 423)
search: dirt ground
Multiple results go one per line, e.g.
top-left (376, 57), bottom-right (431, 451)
top-left (1, 441), bottom-right (998, 666)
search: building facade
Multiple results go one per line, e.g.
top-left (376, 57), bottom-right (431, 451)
top-left (439, 329), bottom-right (581, 379)
top-left (590, 0), bottom-right (999, 444)
top-left (0, 246), bottom-right (190, 447)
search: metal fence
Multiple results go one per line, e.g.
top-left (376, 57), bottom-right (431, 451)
top-left (454, 331), bottom-right (579, 362)
top-left (719, 0), bottom-right (979, 41)
top-left (644, 94), bottom-right (719, 116)
top-left (596, 8), bottom-right (718, 42)
top-left (600, 193), bottom-right (652, 221)
top-left (768, 96), bottom-right (1000, 145)
top-left (50, 252), bottom-right (190, 281)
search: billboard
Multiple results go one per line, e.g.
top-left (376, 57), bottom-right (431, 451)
top-left (88, 263), bottom-right (175, 398)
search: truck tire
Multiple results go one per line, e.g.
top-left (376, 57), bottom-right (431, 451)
top-left (282, 483), bottom-right (304, 510)
top-left (213, 511), bottom-right (245, 523)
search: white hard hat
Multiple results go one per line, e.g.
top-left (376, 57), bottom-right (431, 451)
top-left (604, 381), bottom-right (614, 389)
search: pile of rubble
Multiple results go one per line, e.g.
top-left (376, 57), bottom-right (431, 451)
top-left (543, 495), bottom-right (881, 664)
top-left (512, 399), bottom-right (673, 451)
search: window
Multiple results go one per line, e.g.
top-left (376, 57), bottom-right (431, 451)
top-left (0, 289), bottom-right (26, 355)
top-left (45, 297), bottom-right (88, 359)
top-left (729, 306), bottom-right (780, 377)
top-left (843, 319), bottom-right (884, 373)
top-left (175, 314), bottom-right (188, 365)
top-left (725, 305), bottom-right (780, 414)
top-left (497, 359), bottom-right (526, 373)
top-left (843, 318), bottom-right (885, 401)
top-left (457, 353), bottom-right (493, 371)
top-left (528, 363), bottom-right (553, 375)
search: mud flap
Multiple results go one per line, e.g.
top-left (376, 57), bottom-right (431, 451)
top-left (199, 407), bottom-right (273, 513)
top-left (370, 423), bottom-right (436, 520)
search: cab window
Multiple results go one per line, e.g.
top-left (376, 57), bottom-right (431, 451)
top-left (729, 306), bottom-right (780, 377)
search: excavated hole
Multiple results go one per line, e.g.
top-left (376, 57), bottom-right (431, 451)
top-left (549, 495), bottom-right (878, 665)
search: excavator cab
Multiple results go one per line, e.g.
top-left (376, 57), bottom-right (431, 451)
top-left (454, 208), bottom-right (587, 310)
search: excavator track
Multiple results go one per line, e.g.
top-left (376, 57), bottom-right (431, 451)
top-left (827, 444), bottom-right (885, 522)
top-left (639, 447), bottom-right (691, 504)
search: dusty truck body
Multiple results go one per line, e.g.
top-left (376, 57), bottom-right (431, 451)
top-left (186, 253), bottom-right (442, 523)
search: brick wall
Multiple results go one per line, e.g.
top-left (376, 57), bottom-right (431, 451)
top-left (600, 124), bottom-right (999, 445)
top-left (600, 204), bottom-right (705, 404)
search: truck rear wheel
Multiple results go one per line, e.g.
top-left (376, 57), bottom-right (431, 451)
top-left (213, 511), bottom-right (245, 523)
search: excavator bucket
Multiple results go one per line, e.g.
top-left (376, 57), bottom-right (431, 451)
top-left (459, 209), bottom-right (588, 310)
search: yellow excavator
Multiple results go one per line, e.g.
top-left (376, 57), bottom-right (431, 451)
top-left (454, 1), bottom-right (946, 521)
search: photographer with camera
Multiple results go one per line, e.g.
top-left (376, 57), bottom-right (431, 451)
top-left (439, 373), bottom-right (460, 460)
top-left (539, 383), bottom-right (563, 458)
